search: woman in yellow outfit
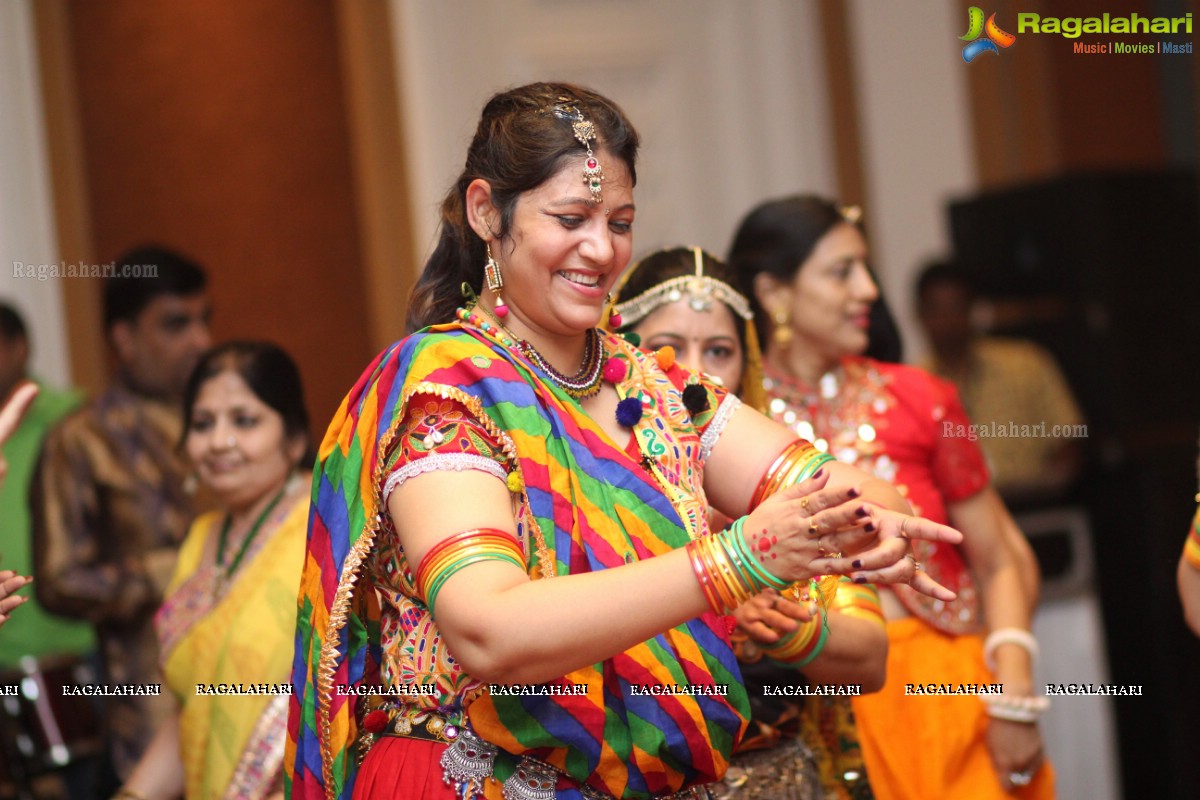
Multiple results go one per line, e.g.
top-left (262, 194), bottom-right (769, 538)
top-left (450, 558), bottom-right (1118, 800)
top-left (114, 342), bottom-right (313, 800)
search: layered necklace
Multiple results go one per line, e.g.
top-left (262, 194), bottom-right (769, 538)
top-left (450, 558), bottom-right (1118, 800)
top-left (459, 305), bottom-right (605, 400)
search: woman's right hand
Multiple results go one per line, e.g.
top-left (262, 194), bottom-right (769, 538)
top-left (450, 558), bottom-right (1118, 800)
top-left (742, 470), bottom-right (963, 600)
top-left (0, 569), bottom-right (32, 627)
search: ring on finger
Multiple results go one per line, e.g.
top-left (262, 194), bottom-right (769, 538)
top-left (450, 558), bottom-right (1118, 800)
top-left (800, 496), bottom-right (810, 511)
top-left (816, 536), bottom-right (827, 556)
top-left (899, 517), bottom-right (910, 539)
top-left (808, 518), bottom-right (820, 536)
top-left (904, 553), bottom-right (922, 571)
top-left (1008, 771), bottom-right (1033, 787)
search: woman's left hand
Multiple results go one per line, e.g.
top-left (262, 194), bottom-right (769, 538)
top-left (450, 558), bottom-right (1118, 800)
top-left (732, 589), bottom-right (813, 644)
top-left (986, 718), bottom-right (1045, 793)
top-left (809, 506), bottom-right (961, 601)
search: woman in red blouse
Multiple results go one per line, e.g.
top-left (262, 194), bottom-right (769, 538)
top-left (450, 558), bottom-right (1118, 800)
top-left (727, 196), bottom-right (1052, 799)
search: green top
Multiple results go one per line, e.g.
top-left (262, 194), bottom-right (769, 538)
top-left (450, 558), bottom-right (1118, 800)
top-left (0, 381), bottom-right (97, 668)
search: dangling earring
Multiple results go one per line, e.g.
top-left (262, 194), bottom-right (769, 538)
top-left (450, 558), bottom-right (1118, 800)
top-left (772, 308), bottom-right (793, 347)
top-left (605, 293), bottom-right (623, 328)
top-left (484, 244), bottom-right (508, 318)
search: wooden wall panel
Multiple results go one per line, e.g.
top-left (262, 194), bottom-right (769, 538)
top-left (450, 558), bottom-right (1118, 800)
top-left (62, 0), bottom-right (372, 434)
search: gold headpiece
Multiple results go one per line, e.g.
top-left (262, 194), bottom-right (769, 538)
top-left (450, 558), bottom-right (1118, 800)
top-left (611, 247), bottom-right (753, 327)
top-left (606, 246), bottom-right (767, 413)
top-left (552, 100), bottom-right (603, 204)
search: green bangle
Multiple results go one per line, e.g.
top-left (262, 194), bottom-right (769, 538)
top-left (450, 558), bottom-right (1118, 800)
top-left (728, 516), bottom-right (789, 591)
top-left (792, 615), bottom-right (830, 668)
top-left (426, 552), bottom-right (525, 614)
top-left (791, 451), bottom-right (836, 484)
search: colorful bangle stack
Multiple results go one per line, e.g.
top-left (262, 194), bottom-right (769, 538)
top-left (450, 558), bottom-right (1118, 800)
top-left (761, 606), bottom-right (828, 669)
top-left (980, 694), bottom-right (1050, 723)
top-left (687, 518), bottom-right (790, 615)
top-left (414, 528), bottom-right (525, 614)
top-left (829, 576), bottom-right (886, 628)
top-left (1185, 508), bottom-right (1200, 570)
top-left (748, 439), bottom-right (836, 513)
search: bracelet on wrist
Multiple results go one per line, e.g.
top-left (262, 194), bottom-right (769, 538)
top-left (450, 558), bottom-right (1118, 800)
top-left (1185, 512), bottom-right (1200, 570)
top-left (983, 627), bottom-right (1039, 672)
top-left (687, 517), bottom-right (792, 615)
top-left (762, 606), bottom-right (829, 668)
top-left (980, 693), bottom-right (1049, 723)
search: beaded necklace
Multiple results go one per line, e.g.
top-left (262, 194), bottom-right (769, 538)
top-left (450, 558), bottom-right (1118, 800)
top-left (214, 484), bottom-right (288, 597)
top-left (460, 306), bottom-right (605, 400)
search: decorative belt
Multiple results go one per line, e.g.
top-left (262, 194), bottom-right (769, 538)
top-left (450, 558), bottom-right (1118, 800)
top-left (379, 713), bottom-right (713, 800)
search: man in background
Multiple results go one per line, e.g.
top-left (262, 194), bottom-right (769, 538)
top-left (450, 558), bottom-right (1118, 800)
top-left (916, 260), bottom-right (1084, 503)
top-left (32, 247), bottom-right (211, 779)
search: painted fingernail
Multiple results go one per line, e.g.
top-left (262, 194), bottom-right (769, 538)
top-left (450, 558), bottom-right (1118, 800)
top-left (853, 576), bottom-right (868, 584)
top-left (847, 487), bottom-right (860, 498)
top-left (864, 522), bottom-right (876, 532)
top-left (812, 468), bottom-right (824, 480)
top-left (852, 559), bottom-right (863, 569)
top-left (856, 506), bottom-right (869, 517)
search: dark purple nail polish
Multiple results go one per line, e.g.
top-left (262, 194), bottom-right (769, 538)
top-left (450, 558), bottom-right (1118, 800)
top-left (852, 559), bottom-right (863, 569)
top-left (856, 506), bottom-right (869, 518)
top-left (864, 522), bottom-right (876, 532)
top-left (853, 576), bottom-right (868, 584)
top-left (812, 468), bottom-right (824, 480)
top-left (848, 487), bottom-right (860, 498)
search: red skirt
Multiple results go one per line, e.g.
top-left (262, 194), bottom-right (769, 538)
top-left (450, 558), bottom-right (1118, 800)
top-left (354, 737), bottom-right (460, 800)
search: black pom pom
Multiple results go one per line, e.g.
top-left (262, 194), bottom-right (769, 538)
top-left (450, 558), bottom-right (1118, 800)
top-left (682, 384), bottom-right (709, 416)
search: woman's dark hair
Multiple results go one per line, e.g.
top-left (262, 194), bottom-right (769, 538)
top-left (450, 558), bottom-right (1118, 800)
top-left (865, 284), bottom-right (904, 364)
top-left (181, 340), bottom-right (314, 467)
top-left (405, 82), bottom-right (640, 333)
top-left (615, 247), bottom-right (748, 353)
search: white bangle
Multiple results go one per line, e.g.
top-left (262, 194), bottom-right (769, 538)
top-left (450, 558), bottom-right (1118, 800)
top-left (981, 694), bottom-right (1050, 723)
top-left (983, 627), bottom-right (1039, 672)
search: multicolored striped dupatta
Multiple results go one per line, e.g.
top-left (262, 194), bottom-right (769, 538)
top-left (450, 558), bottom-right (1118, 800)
top-left (285, 321), bottom-right (748, 800)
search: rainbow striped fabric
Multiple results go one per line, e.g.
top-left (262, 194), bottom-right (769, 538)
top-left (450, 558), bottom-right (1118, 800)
top-left (286, 322), bottom-right (748, 799)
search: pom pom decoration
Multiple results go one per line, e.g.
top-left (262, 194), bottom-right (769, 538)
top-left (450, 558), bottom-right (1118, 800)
top-left (608, 310), bottom-right (623, 328)
top-left (603, 357), bottom-right (628, 384)
top-left (682, 384), bottom-right (710, 416)
top-left (655, 346), bottom-right (676, 370)
top-left (506, 471), bottom-right (524, 493)
top-left (622, 331), bottom-right (641, 347)
top-left (363, 709), bottom-right (389, 734)
top-left (616, 397), bottom-right (644, 427)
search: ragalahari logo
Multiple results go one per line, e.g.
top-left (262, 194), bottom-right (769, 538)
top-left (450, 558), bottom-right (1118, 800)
top-left (960, 7), bottom-right (1017, 62)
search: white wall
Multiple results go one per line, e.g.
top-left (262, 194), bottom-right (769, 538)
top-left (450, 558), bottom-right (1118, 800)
top-left (389, 0), bottom-right (838, 271)
top-left (0, 0), bottom-right (73, 390)
top-left (847, 0), bottom-right (977, 363)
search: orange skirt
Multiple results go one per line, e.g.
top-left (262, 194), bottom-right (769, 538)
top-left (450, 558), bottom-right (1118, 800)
top-left (851, 617), bottom-right (1054, 800)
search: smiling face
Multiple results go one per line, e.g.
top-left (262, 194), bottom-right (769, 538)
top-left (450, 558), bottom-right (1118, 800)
top-left (479, 150), bottom-right (635, 342)
top-left (760, 222), bottom-right (878, 364)
top-left (633, 298), bottom-right (744, 392)
top-left (185, 369), bottom-right (302, 512)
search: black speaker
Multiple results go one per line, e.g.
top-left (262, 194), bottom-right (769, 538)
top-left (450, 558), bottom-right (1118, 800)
top-left (948, 168), bottom-right (1200, 437)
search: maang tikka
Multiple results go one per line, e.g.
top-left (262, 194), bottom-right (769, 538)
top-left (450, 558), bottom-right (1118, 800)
top-left (553, 101), bottom-right (603, 204)
top-left (484, 244), bottom-right (508, 317)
